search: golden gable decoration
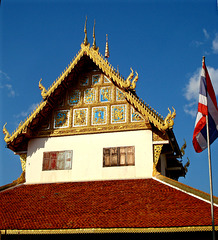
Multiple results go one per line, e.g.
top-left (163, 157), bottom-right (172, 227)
top-left (3, 19), bottom-right (176, 152)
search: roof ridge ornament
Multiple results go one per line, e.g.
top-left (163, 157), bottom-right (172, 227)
top-left (161, 107), bottom-right (176, 130)
top-left (122, 68), bottom-right (138, 90)
top-left (130, 71), bottom-right (138, 90)
top-left (39, 78), bottom-right (48, 100)
top-left (92, 20), bottom-right (98, 51)
top-left (180, 139), bottom-right (187, 156)
top-left (3, 123), bottom-right (11, 142)
top-left (105, 34), bottom-right (109, 58)
top-left (125, 68), bottom-right (134, 88)
top-left (83, 16), bottom-right (88, 46)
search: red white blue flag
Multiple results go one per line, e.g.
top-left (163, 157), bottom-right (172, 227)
top-left (193, 59), bottom-right (218, 153)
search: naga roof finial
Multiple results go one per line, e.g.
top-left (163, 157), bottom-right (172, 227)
top-left (161, 107), bottom-right (176, 130)
top-left (39, 78), bottom-right (48, 100)
top-left (180, 139), bottom-right (187, 156)
top-left (83, 16), bottom-right (88, 46)
top-left (92, 20), bottom-right (98, 50)
top-left (3, 123), bottom-right (11, 142)
top-left (105, 34), bottom-right (109, 58)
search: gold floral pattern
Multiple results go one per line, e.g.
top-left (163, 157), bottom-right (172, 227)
top-left (84, 88), bottom-right (95, 104)
top-left (73, 108), bottom-right (88, 127)
top-left (111, 105), bottom-right (126, 124)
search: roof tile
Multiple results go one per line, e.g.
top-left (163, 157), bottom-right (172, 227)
top-left (0, 179), bottom-right (217, 230)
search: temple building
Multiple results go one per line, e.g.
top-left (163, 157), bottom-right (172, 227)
top-left (1, 21), bottom-right (218, 239)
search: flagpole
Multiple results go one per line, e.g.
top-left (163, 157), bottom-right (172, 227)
top-left (206, 110), bottom-right (216, 240)
top-left (203, 56), bottom-right (216, 240)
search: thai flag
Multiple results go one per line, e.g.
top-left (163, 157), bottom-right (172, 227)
top-left (193, 58), bottom-right (218, 153)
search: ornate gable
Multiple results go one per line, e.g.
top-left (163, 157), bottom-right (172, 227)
top-left (37, 68), bottom-right (150, 138)
top-left (3, 32), bottom-right (176, 152)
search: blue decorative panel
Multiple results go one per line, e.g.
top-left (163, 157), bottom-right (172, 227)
top-left (116, 88), bottom-right (125, 101)
top-left (84, 88), bottom-right (95, 104)
top-left (131, 107), bottom-right (144, 122)
top-left (54, 110), bottom-right (69, 129)
top-left (92, 106), bottom-right (107, 125)
top-left (92, 74), bottom-right (100, 85)
top-left (104, 75), bottom-right (110, 83)
top-left (100, 87), bottom-right (111, 102)
top-left (111, 105), bottom-right (126, 124)
top-left (68, 90), bottom-right (81, 105)
top-left (80, 76), bottom-right (89, 86)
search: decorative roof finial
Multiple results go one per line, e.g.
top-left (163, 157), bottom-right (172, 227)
top-left (92, 20), bottom-right (97, 50)
top-left (3, 123), bottom-right (11, 142)
top-left (202, 56), bottom-right (205, 64)
top-left (105, 34), bottom-right (109, 58)
top-left (84, 16), bottom-right (88, 46)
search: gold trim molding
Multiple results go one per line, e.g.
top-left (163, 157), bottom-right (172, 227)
top-left (1, 226), bottom-right (217, 235)
top-left (37, 122), bottom-right (151, 138)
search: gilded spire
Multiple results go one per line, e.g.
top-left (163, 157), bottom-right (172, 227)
top-left (105, 34), bottom-right (109, 58)
top-left (92, 20), bottom-right (97, 50)
top-left (83, 16), bottom-right (88, 46)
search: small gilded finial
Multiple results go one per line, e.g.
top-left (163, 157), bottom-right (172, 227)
top-left (180, 139), bottom-right (187, 156)
top-left (92, 20), bottom-right (97, 50)
top-left (105, 34), bottom-right (109, 58)
top-left (84, 16), bottom-right (88, 46)
top-left (202, 56), bottom-right (205, 63)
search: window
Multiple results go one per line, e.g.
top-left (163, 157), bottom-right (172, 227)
top-left (42, 151), bottom-right (73, 171)
top-left (103, 146), bottom-right (135, 167)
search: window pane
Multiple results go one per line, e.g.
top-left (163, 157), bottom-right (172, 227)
top-left (65, 151), bottom-right (73, 170)
top-left (42, 151), bottom-right (72, 171)
top-left (42, 158), bottom-right (50, 170)
top-left (103, 146), bottom-right (135, 167)
top-left (103, 148), bottom-right (110, 166)
top-left (119, 147), bottom-right (126, 165)
top-left (111, 148), bottom-right (118, 166)
top-left (57, 152), bottom-right (65, 170)
top-left (127, 146), bottom-right (135, 165)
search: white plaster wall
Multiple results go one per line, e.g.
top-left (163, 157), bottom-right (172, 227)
top-left (26, 130), bottom-right (153, 184)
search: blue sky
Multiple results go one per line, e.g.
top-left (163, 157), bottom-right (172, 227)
top-left (1, 0), bottom-right (218, 196)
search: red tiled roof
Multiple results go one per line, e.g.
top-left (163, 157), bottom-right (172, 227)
top-left (0, 178), bottom-right (217, 231)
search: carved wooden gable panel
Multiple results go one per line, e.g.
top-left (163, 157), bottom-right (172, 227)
top-left (37, 71), bottom-right (150, 137)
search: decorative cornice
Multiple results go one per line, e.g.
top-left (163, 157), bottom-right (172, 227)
top-left (36, 122), bottom-right (151, 139)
